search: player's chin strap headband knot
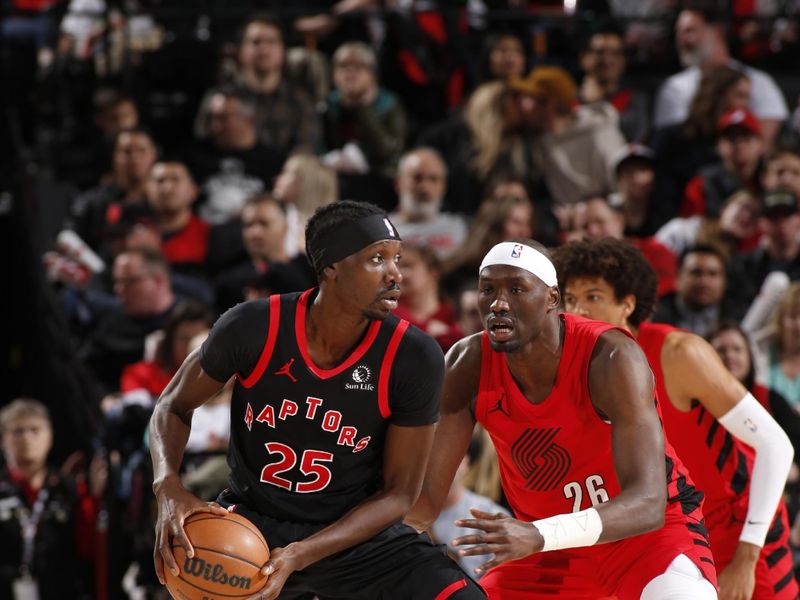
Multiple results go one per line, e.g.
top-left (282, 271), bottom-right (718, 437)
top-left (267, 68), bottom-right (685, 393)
top-left (479, 242), bottom-right (558, 287)
top-left (309, 214), bottom-right (402, 273)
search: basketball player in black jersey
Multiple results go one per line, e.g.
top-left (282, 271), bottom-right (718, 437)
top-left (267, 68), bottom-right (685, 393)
top-left (150, 201), bottom-right (485, 599)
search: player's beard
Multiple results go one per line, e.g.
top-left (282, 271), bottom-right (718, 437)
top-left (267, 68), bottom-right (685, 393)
top-left (362, 284), bottom-right (401, 321)
top-left (488, 338), bottom-right (523, 353)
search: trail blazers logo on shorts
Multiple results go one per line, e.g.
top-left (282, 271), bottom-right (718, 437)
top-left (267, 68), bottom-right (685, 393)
top-left (511, 427), bottom-right (571, 491)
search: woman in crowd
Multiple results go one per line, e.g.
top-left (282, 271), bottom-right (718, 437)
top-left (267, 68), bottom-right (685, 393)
top-left (655, 188), bottom-right (761, 257)
top-left (652, 66), bottom-right (751, 217)
top-left (272, 153), bottom-right (338, 256)
top-left (443, 179), bottom-right (534, 282)
top-left (393, 244), bottom-right (462, 351)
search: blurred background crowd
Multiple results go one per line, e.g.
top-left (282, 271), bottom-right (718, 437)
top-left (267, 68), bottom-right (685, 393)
top-left (2, 0), bottom-right (800, 598)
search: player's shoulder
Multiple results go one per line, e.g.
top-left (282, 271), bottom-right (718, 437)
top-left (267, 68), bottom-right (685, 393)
top-left (444, 331), bottom-right (483, 373)
top-left (217, 298), bottom-right (271, 325)
top-left (394, 319), bottom-right (445, 363)
top-left (591, 327), bottom-right (649, 378)
top-left (661, 328), bottom-right (712, 366)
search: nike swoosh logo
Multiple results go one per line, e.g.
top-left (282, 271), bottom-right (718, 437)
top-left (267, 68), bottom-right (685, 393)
top-left (747, 520), bottom-right (767, 525)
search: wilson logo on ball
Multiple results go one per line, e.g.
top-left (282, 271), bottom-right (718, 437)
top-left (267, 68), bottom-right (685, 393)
top-left (183, 556), bottom-right (254, 590)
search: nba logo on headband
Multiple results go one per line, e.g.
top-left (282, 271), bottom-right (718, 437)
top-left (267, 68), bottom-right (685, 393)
top-left (479, 242), bottom-right (558, 287)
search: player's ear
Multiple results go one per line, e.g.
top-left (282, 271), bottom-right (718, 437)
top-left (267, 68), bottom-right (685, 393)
top-left (547, 285), bottom-right (560, 311)
top-left (620, 293), bottom-right (636, 320)
top-left (321, 263), bottom-right (337, 282)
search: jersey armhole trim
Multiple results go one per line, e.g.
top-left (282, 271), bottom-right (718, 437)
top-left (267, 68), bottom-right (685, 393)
top-left (476, 332), bottom-right (492, 422)
top-left (239, 294), bottom-right (281, 388)
top-left (378, 319), bottom-right (410, 419)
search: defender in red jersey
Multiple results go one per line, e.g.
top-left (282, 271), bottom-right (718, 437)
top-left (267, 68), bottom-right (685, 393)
top-left (554, 238), bottom-right (797, 600)
top-left (408, 240), bottom-right (718, 599)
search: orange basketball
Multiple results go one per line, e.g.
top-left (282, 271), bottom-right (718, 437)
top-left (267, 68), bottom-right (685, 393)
top-left (164, 511), bottom-right (270, 600)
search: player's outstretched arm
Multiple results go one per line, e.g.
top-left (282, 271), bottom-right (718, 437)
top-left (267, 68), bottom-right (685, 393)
top-left (663, 332), bottom-right (793, 600)
top-left (452, 330), bottom-right (667, 574)
top-left (406, 335), bottom-right (481, 531)
top-left (150, 348), bottom-right (228, 585)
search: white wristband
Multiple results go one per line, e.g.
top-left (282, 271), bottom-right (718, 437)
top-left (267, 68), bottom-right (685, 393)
top-left (531, 507), bottom-right (603, 552)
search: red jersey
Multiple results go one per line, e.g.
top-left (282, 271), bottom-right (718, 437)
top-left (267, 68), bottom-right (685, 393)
top-left (637, 322), bottom-right (799, 598)
top-left (637, 322), bottom-right (753, 512)
top-left (476, 314), bottom-right (716, 598)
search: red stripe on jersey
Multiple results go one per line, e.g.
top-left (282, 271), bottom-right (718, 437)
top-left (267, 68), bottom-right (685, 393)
top-left (378, 319), bottom-right (410, 419)
top-left (295, 289), bottom-right (382, 379)
top-left (434, 578), bottom-right (467, 600)
top-left (240, 294), bottom-right (281, 388)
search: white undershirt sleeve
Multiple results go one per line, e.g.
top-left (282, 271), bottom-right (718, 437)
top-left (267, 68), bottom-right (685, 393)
top-left (718, 393), bottom-right (794, 547)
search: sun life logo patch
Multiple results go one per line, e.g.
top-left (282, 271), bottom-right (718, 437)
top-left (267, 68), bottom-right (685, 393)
top-left (346, 365), bottom-right (375, 391)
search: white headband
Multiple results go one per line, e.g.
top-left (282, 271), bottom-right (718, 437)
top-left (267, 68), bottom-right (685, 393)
top-left (479, 242), bottom-right (558, 287)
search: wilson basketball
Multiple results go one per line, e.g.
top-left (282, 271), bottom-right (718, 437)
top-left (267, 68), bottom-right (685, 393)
top-left (164, 511), bottom-right (270, 600)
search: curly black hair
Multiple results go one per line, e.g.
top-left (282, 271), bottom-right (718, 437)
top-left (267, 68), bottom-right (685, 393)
top-left (305, 200), bottom-right (386, 278)
top-left (550, 238), bottom-right (657, 327)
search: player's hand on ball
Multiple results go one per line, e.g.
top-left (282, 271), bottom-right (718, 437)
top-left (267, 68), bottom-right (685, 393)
top-left (152, 475), bottom-right (228, 585)
top-left (452, 508), bottom-right (543, 575)
top-left (244, 545), bottom-right (301, 600)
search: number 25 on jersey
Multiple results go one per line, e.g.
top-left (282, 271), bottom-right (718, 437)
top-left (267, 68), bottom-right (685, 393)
top-left (260, 442), bottom-right (333, 493)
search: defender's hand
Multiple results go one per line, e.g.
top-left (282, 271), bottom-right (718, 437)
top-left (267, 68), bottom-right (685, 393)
top-left (452, 508), bottom-right (543, 574)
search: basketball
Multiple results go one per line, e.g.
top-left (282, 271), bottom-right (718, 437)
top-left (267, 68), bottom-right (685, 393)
top-left (164, 511), bottom-right (270, 600)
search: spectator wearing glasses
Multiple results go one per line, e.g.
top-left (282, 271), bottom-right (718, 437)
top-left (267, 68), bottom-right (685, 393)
top-left (322, 42), bottom-right (407, 180)
top-left (0, 398), bottom-right (108, 600)
top-left (578, 24), bottom-right (650, 143)
top-left (79, 247), bottom-right (177, 394)
top-left (197, 14), bottom-right (320, 158)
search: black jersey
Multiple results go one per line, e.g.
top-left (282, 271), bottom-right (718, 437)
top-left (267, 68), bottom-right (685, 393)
top-left (200, 289), bottom-right (444, 523)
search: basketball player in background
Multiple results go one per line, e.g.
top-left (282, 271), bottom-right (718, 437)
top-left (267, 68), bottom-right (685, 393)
top-left (407, 240), bottom-right (718, 599)
top-left (553, 237), bottom-right (796, 600)
top-left (150, 201), bottom-right (485, 599)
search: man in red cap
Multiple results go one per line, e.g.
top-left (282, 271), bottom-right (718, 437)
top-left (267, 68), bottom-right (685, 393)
top-left (681, 108), bottom-right (765, 217)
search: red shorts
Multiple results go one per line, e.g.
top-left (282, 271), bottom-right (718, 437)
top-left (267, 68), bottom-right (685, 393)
top-left (706, 498), bottom-right (798, 600)
top-left (478, 510), bottom-right (717, 600)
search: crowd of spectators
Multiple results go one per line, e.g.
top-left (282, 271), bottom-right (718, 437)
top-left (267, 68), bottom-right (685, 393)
top-left (3, 1), bottom-right (800, 598)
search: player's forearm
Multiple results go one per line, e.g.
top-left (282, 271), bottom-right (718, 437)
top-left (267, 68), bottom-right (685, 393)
top-left (149, 400), bottom-right (192, 492)
top-left (719, 393), bottom-right (794, 546)
top-left (282, 488), bottom-right (417, 570)
top-left (595, 487), bottom-right (665, 542)
top-left (405, 484), bottom-right (446, 531)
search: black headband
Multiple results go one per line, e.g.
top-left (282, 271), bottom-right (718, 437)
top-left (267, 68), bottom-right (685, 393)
top-left (309, 214), bottom-right (402, 273)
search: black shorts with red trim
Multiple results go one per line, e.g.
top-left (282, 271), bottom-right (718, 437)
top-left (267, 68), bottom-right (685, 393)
top-left (218, 489), bottom-right (486, 599)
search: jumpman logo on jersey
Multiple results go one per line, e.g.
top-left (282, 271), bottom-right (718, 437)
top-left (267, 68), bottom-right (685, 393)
top-left (275, 358), bottom-right (297, 382)
top-left (489, 392), bottom-right (510, 417)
